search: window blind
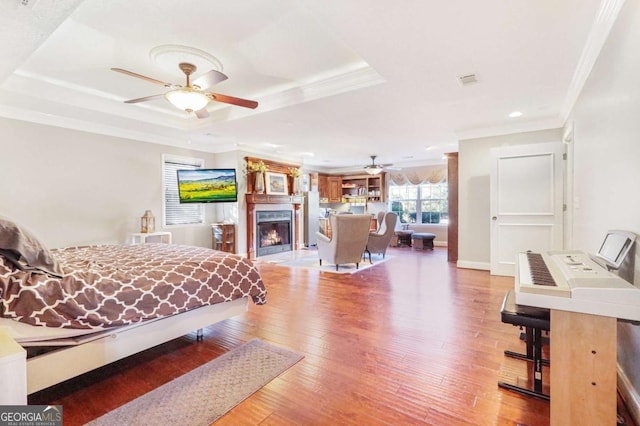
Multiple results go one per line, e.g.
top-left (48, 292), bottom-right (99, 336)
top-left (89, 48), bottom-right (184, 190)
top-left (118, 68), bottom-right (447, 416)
top-left (163, 158), bottom-right (204, 226)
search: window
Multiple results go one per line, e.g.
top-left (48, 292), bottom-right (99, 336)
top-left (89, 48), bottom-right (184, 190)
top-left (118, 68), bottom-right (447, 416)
top-left (389, 182), bottom-right (448, 224)
top-left (163, 155), bottom-right (205, 226)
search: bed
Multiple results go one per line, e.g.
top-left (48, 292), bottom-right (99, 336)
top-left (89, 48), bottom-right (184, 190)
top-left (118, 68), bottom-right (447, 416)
top-left (0, 217), bottom-right (267, 404)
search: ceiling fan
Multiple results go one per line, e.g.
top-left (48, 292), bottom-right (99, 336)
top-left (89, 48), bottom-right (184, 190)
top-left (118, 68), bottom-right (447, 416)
top-left (111, 62), bottom-right (258, 119)
top-left (364, 155), bottom-right (396, 175)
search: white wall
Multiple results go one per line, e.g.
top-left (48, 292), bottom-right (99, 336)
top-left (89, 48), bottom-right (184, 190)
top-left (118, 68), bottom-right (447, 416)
top-left (213, 149), bottom-right (249, 255)
top-left (0, 117), bottom-right (220, 248)
top-left (566, 0), bottom-right (640, 412)
top-left (457, 128), bottom-right (563, 269)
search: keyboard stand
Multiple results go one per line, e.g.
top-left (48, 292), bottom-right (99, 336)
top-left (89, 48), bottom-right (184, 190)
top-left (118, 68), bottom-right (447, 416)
top-left (498, 291), bottom-right (550, 401)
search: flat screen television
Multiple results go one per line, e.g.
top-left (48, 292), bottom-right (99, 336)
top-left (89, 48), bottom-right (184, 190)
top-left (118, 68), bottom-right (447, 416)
top-left (595, 230), bottom-right (636, 270)
top-left (176, 168), bottom-right (238, 203)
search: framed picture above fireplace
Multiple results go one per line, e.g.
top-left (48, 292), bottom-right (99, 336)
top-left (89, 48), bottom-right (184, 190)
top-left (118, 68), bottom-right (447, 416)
top-left (265, 172), bottom-right (289, 195)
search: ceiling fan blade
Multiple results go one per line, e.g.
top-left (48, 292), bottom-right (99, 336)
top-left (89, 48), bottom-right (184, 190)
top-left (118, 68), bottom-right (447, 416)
top-left (207, 93), bottom-right (258, 109)
top-left (194, 108), bottom-right (210, 119)
top-left (192, 69), bottom-right (228, 90)
top-left (111, 68), bottom-right (179, 88)
top-left (124, 94), bottom-right (165, 104)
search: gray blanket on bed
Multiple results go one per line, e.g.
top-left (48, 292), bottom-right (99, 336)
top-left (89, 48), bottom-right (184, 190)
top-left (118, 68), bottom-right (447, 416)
top-left (0, 216), bottom-right (63, 277)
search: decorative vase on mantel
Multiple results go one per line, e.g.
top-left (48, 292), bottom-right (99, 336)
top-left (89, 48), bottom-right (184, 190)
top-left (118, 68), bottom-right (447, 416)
top-left (254, 171), bottom-right (265, 194)
top-left (292, 176), bottom-right (301, 195)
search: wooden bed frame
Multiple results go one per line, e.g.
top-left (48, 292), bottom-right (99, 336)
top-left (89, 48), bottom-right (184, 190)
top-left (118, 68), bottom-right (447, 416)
top-left (0, 297), bottom-right (249, 404)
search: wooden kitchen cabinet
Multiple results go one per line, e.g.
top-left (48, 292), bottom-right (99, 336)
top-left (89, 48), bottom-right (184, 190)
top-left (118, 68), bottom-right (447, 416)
top-left (319, 173), bottom-right (385, 203)
top-left (318, 174), bottom-right (329, 199)
top-left (340, 173), bottom-right (386, 203)
top-left (327, 176), bottom-right (342, 203)
top-left (366, 174), bottom-right (385, 202)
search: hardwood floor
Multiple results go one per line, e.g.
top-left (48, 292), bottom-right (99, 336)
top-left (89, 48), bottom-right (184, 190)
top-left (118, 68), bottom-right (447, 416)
top-left (28, 247), bottom-right (628, 425)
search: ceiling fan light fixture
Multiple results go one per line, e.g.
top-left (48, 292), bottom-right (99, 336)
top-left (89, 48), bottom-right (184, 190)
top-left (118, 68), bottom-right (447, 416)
top-left (165, 88), bottom-right (209, 112)
top-left (365, 167), bottom-right (383, 175)
top-left (364, 155), bottom-right (385, 175)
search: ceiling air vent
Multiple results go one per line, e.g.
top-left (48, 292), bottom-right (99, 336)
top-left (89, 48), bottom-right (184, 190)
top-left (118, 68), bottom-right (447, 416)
top-left (457, 73), bottom-right (478, 87)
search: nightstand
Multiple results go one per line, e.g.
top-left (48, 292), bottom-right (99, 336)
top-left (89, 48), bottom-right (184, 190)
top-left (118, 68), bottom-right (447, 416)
top-left (211, 223), bottom-right (235, 253)
top-left (130, 231), bottom-right (172, 244)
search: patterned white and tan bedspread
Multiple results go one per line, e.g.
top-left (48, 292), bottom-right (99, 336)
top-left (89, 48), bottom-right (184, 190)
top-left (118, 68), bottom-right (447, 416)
top-left (0, 244), bottom-right (266, 329)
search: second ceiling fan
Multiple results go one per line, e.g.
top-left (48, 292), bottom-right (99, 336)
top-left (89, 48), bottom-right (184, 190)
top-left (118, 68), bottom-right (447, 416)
top-left (364, 155), bottom-right (398, 175)
top-left (111, 62), bottom-right (258, 119)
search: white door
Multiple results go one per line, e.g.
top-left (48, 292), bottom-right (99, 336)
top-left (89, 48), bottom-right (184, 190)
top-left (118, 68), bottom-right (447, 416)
top-left (490, 142), bottom-right (564, 276)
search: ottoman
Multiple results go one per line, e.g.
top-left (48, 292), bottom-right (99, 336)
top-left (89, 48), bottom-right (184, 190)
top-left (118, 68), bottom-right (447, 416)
top-left (411, 233), bottom-right (436, 250)
top-left (393, 230), bottom-right (414, 247)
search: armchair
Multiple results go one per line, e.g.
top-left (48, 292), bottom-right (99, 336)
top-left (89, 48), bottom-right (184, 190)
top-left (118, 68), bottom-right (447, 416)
top-left (315, 214), bottom-right (372, 271)
top-left (375, 211), bottom-right (385, 231)
top-left (365, 212), bottom-right (398, 261)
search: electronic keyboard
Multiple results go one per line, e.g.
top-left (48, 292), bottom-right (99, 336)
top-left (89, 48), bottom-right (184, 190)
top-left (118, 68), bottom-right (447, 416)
top-left (515, 250), bottom-right (640, 321)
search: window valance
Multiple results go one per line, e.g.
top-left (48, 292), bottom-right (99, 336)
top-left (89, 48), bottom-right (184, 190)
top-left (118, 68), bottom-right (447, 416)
top-left (388, 165), bottom-right (447, 185)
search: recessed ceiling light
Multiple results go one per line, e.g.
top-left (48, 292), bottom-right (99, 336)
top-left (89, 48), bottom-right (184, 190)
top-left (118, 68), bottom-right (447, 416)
top-left (302, 152), bottom-right (315, 157)
top-left (426, 146), bottom-right (436, 151)
top-left (509, 111), bottom-right (523, 118)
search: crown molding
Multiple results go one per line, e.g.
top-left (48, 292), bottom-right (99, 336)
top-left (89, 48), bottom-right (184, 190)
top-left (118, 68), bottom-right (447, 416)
top-left (205, 65), bottom-right (385, 123)
top-left (455, 116), bottom-right (563, 142)
top-left (559, 0), bottom-right (626, 121)
top-left (0, 102), bottom-right (238, 154)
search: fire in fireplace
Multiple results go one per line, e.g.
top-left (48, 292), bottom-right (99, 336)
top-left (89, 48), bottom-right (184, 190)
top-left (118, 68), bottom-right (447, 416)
top-left (256, 210), bottom-right (292, 256)
top-left (262, 229), bottom-right (282, 246)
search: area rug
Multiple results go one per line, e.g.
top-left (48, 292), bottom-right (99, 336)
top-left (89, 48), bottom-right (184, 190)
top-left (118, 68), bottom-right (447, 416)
top-left (265, 253), bottom-right (392, 274)
top-left (85, 339), bottom-right (304, 426)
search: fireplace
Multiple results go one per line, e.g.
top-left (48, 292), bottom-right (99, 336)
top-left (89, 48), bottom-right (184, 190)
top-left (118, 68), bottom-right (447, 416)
top-left (245, 193), bottom-right (303, 259)
top-left (256, 210), bottom-right (292, 257)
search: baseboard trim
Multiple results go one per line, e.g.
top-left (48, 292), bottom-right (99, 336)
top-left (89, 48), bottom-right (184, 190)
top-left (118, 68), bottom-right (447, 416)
top-left (618, 364), bottom-right (640, 425)
top-left (456, 260), bottom-right (490, 271)
top-left (434, 241), bottom-right (447, 247)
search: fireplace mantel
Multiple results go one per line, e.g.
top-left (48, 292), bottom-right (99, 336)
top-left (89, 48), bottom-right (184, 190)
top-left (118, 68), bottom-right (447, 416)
top-left (246, 193), bottom-right (303, 259)
top-left (246, 194), bottom-right (304, 205)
